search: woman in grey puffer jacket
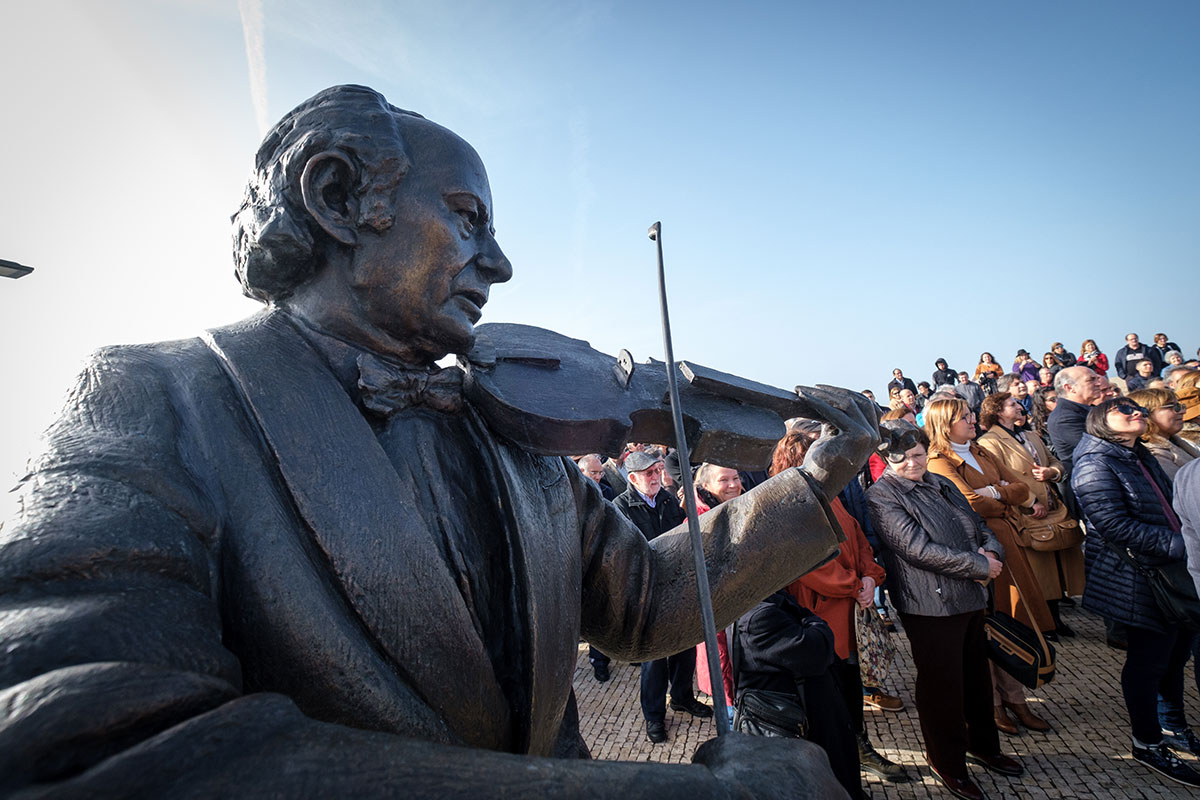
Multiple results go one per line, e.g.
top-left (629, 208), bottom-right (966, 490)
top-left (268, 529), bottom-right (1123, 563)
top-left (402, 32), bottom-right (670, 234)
top-left (866, 422), bottom-right (1020, 800)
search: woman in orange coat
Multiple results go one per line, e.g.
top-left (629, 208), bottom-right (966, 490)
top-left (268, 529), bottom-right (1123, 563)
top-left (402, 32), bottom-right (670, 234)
top-left (924, 397), bottom-right (1057, 736)
top-left (773, 430), bottom-right (911, 784)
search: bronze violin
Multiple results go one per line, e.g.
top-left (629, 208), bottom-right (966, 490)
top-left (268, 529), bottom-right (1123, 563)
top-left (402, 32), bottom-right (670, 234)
top-left (462, 322), bottom-right (809, 470)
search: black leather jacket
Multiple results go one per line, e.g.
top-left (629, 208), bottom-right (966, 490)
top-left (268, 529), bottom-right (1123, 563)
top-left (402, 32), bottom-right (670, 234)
top-left (866, 470), bottom-right (1003, 617)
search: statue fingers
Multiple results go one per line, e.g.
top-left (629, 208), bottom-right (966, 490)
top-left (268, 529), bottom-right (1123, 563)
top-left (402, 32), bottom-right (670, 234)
top-left (813, 383), bottom-right (879, 439)
top-left (793, 385), bottom-right (856, 433)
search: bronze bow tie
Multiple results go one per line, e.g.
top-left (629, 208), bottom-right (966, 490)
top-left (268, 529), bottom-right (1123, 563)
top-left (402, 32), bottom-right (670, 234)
top-left (357, 353), bottom-right (464, 416)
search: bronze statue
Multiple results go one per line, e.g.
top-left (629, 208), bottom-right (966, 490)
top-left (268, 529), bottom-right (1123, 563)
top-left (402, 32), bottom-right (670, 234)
top-left (0, 85), bottom-right (877, 798)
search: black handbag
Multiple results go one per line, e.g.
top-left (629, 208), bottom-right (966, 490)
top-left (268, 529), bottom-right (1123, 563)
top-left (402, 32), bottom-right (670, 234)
top-left (1110, 544), bottom-right (1200, 630)
top-left (730, 620), bottom-right (808, 739)
top-left (733, 688), bottom-right (809, 738)
top-left (984, 586), bottom-right (1056, 689)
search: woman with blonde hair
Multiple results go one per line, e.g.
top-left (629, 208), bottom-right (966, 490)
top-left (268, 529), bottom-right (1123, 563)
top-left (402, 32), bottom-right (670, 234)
top-left (1127, 388), bottom-right (1200, 482)
top-left (924, 397), bottom-right (1057, 735)
top-left (976, 392), bottom-right (1085, 638)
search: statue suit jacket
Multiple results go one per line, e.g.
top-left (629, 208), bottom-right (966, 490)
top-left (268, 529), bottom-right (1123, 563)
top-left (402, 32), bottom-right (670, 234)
top-left (0, 309), bottom-right (842, 797)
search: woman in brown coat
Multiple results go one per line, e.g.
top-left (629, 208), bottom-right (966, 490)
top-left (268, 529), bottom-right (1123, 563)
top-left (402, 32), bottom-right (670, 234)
top-left (924, 397), bottom-right (1056, 736)
top-left (976, 392), bottom-right (1085, 637)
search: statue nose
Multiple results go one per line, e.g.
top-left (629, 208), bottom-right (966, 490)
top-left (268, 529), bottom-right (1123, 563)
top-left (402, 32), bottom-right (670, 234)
top-left (477, 237), bottom-right (513, 284)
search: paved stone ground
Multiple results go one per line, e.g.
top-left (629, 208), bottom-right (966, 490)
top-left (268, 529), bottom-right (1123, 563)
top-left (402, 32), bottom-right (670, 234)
top-left (574, 602), bottom-right (1200, 798)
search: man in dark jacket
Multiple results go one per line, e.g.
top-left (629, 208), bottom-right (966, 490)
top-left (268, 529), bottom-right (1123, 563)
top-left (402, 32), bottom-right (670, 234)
top-left (613, 450), bottom-right (714, 743)
top-left (887, 369), bottom-right (917, 396)
top-left (1115, 332), bottom-right (1164, 380)
top-left (932, 358), bottom-right (957, 388)
top-left (1048, 366), bottom-right (1105, 477)
top-left (1049, 365), bottom-right (1123, 648)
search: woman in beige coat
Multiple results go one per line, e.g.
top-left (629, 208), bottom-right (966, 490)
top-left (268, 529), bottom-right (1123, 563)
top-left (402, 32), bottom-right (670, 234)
top-left (976, 392), bottom-right (1086, 640)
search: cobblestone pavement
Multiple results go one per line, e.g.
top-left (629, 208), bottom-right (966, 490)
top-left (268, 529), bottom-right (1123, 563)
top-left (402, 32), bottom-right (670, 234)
top-left (574, 603), bottom-right (1200, 798)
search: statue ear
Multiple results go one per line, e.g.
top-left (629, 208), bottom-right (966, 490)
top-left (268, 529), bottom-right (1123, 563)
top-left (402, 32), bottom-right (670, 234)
top-left (300, 151), bottom-right (359, 247)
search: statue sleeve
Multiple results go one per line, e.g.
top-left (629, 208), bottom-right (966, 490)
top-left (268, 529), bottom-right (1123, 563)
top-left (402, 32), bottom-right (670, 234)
top-left (575, 465), bottom-right (843, 662)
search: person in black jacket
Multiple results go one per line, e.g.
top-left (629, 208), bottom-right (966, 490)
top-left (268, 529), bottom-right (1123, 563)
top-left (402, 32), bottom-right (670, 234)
top-left (933, 358), bottom-right (958, 388)
top-left (734, 590), bottom-right (862, 799)
top-left (887, 368), bottom-right (918, 396)
top-left (1048, 366), bottom-right (1105, 478)
top-left (612, 450), bottom-right (713, 743)
top-left (1115, 333), bottom-right (1165, 380)
top-left (1154, 333), bottom-right (1183, 366)
top-left (1073, 398), bottom-right (1200, 787)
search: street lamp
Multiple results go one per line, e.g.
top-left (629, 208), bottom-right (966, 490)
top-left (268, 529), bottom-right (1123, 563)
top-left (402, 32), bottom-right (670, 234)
top-left (0, 259), bottom-right (34, 279)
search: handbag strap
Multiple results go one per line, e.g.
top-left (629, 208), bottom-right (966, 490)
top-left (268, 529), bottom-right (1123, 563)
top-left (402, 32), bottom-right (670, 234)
top-left (1004, 576), bottom-right (1053, 656)
top-left (1105, 538), bottom-right (1156, 579)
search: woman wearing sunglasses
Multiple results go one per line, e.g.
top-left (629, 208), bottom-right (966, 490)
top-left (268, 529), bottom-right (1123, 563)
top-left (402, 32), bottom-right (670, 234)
top-left (1073, 398), bottom-right (1200, 787)
top-left (1127, 388), bottom-right (1200, 482)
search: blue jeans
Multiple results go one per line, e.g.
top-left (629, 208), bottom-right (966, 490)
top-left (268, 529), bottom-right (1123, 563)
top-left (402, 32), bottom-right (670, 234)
top-left (1157, 631), bottom-right (1200, 733)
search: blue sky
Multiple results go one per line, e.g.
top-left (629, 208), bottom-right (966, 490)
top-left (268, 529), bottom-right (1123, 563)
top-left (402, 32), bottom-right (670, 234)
top-left (1, 0), bottom-right (1198, 481)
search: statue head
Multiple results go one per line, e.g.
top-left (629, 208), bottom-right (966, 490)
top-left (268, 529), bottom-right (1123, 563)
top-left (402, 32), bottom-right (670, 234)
top-left (233, 85), bottom-right (419, 303)
top-left (232, 85), bottom-right (512, 364)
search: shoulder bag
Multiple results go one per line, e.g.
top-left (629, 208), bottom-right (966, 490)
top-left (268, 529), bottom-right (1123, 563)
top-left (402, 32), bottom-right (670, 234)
top-left (1023, 485), bottom-right (1084, 552)
top-left (1110, 543), bottom-right (1200, 630)
top-left (855, 603), bottom-right (896, 687)
top-left (984, 584), bottom-right (1056, 689)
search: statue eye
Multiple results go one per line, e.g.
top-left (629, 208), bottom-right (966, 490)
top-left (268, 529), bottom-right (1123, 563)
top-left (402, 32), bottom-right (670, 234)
top-left (456, 208), bottom-right (478, 229)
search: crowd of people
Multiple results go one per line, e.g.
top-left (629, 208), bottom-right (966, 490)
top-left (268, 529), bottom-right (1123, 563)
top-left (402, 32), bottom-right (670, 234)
top-left (572, 331), bottom-right (1200, 799)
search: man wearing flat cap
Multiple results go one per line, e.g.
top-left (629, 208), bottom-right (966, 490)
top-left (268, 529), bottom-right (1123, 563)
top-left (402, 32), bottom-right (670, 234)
top-left (0, 85), bottom-right (877, 798)
top-left (613, 451), bottom-right (713, 744)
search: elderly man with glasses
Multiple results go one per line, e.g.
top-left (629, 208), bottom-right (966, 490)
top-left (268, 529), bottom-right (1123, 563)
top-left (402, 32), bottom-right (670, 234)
top-left (612, 451), bottom-right (714, 743)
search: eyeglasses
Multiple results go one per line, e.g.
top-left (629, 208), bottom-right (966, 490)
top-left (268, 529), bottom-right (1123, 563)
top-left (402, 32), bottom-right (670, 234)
top-left (1111, 403), bottom-right (1146, 417)
top-left (886, 450), bottom-right (927, 464)
top-left (1158, 402), bottom-right (1185, 413)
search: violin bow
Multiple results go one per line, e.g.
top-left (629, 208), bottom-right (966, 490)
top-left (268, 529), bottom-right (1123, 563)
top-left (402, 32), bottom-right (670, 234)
top-left (648, 221), bottom-right (730, 735)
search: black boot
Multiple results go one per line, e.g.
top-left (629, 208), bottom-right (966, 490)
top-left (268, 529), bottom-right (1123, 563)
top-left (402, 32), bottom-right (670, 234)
top-left (858, 733), bottom-right (911, 782)
top-left (1049, 600), bottom-right (1075, 638)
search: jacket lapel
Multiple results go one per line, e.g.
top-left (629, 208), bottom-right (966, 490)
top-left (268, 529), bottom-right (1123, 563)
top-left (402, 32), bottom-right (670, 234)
top-left (474, 432), bottom-right (579, 757)
top-left (991, 429), bottom-right (1029, 473)
top-left (204, 311), bottom-right (510, 748)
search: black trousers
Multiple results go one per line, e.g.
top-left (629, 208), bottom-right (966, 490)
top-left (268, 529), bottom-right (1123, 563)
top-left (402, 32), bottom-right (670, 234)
top-left (588, 645), bottom-right (610, 668)
top-left (829, 659), bottom-right (864, 736)
top-left (804, 668), bottom-right (864, 800)
top-left (899, 610), bottom-right (1000, 780)
top-left (640, 648), bottom-right (696, 723)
